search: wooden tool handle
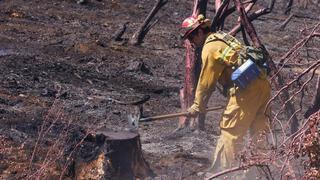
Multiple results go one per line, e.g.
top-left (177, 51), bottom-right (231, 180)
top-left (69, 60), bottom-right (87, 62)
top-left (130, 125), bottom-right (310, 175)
top-left (139, 106), bottom-right (223, 122)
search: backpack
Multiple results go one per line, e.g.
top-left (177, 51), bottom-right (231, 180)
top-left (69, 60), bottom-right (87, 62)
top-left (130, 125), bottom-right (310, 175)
top-left (238, 46), bottom-right (268, 68)
top-left (206, 31), bottom-right (268, 68)
top-left (206, 31), bottom-right (269, 88)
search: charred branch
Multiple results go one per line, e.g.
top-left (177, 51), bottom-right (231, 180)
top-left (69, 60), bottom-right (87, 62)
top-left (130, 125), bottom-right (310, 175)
top-left (227, 0), bottom-right (301, 134)
top-left (241, 25), bottom-right (250, 45)
top-left (205, 164), bottom-right (273, 180)
top-left (211, 0), bottom-right (230, 32)
top-left (112, 22), bottom-right (129, 41)
top-left (205, 165), bottom-right (249, 180)
top-left (229, 0), bottom-right (275, 36)
top-left (233, 0), bottom-right (261, 47)
top-left (193, 0), bottom-right (208, 16)
top-left (305, 74), bottom-right (320, 118)
top-left (215, 0), bottom-right (255, 31)
top-left (277, 23), bottom-right (320, 67)
top-left (268, 59), bottom-right (300, 134)
top-left (268, 24), bottom-right (320, 133)
top-left (284, 0), bottom-right (294, 15)
top-left (130, 0), bottom-right (167, 45)
top-left (272, 60), bottom-right (320, 132)
top-left (278, 13), bottom-right (295, 30)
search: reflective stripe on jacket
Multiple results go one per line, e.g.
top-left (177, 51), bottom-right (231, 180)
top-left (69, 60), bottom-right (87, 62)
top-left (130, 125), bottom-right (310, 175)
top-left (205, 31), bottom-right (243, 66)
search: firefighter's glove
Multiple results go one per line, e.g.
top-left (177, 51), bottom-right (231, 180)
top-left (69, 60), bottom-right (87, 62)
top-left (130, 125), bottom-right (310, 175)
top-left (187, 106), bottom-right (199, 117)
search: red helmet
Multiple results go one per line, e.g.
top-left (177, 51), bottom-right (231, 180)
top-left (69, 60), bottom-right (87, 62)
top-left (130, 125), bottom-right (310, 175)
top-left (181, 14), bottom-right (210, 39)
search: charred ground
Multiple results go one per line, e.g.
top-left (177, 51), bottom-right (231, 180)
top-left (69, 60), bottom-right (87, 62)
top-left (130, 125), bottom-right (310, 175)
top-left (0, 0), bottom-right (319, 179)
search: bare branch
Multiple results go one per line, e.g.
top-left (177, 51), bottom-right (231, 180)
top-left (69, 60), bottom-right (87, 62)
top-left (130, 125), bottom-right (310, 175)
top-left (278, 13), bottom-right (295, 30)
top-left (277, 23), bottom-right (320, 67)
top-left (130, 0), bottom-right (167, 45)
top-left (205, 165), bottom-right (249, 180)
top-left (211, 0), bottom-right (230, 32)
top-left (284, 0), bottom-right (294, 15)
top-left (193, 0), bottom-right (208, 16)
top-left (112, 22), bottom-right (129, 41)
top-left (229, 0), bottom-right (275, 36)
top-left (234, 0), bottom-right (262, 47)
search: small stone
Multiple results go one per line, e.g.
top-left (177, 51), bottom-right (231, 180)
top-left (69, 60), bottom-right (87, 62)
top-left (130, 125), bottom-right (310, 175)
top-left (77, 0), bottom-right (86, 4)
top-left (126, 60), bottom-right (152, 75)
top-left (112, 111), bottom-right (121, 115)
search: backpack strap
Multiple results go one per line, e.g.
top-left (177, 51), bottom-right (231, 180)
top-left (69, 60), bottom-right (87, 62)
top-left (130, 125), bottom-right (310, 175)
top-left (205, 31), bottom-right (243, 66)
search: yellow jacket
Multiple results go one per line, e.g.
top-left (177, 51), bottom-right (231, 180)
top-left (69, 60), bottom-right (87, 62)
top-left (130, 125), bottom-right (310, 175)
top-left (192, 33), bottom-right (271, 174)
top-left (190, 32), bottom-right (267, 112)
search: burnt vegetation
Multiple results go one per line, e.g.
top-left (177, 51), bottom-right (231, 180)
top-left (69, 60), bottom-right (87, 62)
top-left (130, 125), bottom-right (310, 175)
top-left (0, 0), bottom-right (319, 179)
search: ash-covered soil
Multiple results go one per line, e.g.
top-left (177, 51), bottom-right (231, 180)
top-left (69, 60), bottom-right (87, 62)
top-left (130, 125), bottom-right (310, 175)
top-left (0, 0), bottom-right (319, 179)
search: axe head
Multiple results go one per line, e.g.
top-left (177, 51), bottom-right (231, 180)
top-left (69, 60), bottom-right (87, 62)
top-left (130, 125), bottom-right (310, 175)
top-left (127, 113), bottom-right (140, 129)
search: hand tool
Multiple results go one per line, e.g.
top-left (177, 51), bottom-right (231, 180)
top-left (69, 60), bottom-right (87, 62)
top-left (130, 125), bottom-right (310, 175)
top-left (128, 106), bottom-right (224, 128)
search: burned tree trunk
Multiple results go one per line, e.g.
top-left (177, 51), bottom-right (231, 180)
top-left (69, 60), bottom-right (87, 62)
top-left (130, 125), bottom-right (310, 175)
top-left (178, 41), bottom-right (197, 129)
top-left (284, 0), bottom-right (294, 15)
top-left (211, 0), bottom-right (230, 32)
top-left (130, 0), bottom-right (167, 45)
top-left (193, 0), bottom-right (208, 16)
top-left (234, 0), bottom-right (262, 47)
top-left (231, 0), bottom-right (300, 134)
top-left (178, 0), bottom-right (208, 130)
top-left (74, 128), bottom-right (154, 180)
top-left (305, 74), bottom-right (320, 118)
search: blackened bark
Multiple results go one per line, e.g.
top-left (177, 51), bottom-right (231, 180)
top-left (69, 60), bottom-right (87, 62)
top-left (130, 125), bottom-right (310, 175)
top-left (305, 75), bottom-right (320, 118)
top-left (130, 0), bottom-right (167, 45)
top-left (178, 0), bottom-right (208, 130)
top-left (229, 0), bottom-right (275, 36)
top-left (284, 0), bottom-right (294, 15)
top-left (234, 0), bottom-right (261, 47)
top-left (179, 41), bottom-right (197, 128)
top-left (75, 129), bottom-right (154, 180)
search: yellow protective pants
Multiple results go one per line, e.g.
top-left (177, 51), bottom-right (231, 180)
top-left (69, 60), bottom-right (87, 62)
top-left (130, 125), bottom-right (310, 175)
top-left (211, 77), bottom-right (271, 177)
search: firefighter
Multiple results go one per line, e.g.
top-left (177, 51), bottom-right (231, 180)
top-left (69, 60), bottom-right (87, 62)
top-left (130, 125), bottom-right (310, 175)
top-left (181, 14), bottom-right (271, 177)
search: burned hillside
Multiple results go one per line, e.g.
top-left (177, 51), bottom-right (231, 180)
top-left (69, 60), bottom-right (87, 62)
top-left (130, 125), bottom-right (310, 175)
top-left (0, 0), bottom-right (319, 179)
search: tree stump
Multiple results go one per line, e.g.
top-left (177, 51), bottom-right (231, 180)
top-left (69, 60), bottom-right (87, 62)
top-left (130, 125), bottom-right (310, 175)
top-left (74, 128), bottom-right (154, 180)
